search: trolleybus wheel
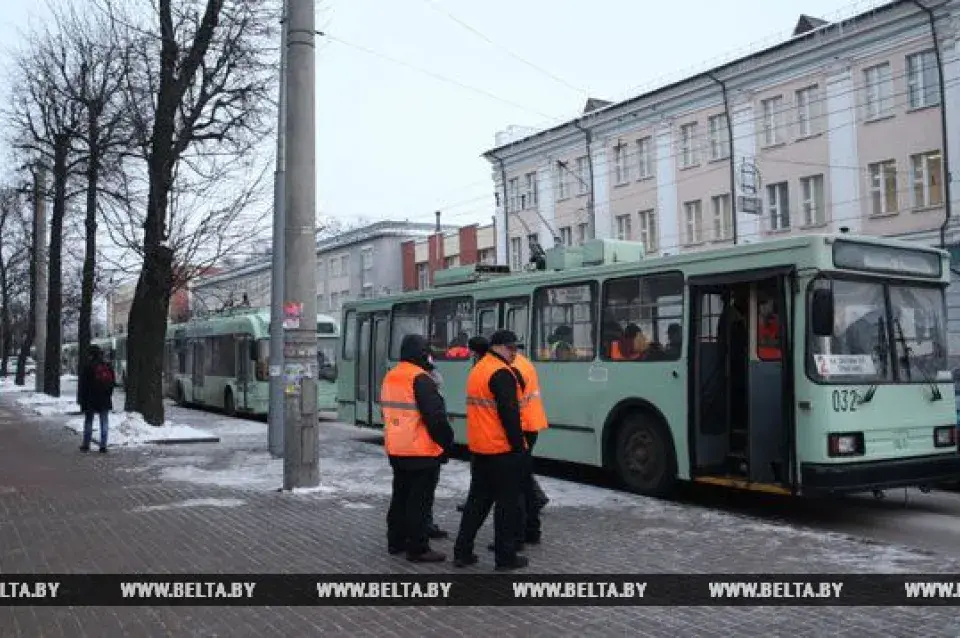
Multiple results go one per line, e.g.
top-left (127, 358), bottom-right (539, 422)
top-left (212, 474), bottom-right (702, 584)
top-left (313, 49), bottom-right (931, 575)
top-left (614, 412), bottom-right (677, 497)
top-left (224, 388), bottom-right (236, 417)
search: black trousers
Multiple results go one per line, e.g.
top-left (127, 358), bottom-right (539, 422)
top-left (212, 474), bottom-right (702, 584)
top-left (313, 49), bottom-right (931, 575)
top-left (425, 465), bottom-right (440, 529)
top-left (454, 452), bottom-right (522, 566)
top-left (387, 464), bottom-right (439, 555)
top-left (519, 432), bottom-right (541, 541)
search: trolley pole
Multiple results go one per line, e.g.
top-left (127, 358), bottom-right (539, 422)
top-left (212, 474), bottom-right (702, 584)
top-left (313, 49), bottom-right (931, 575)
top-left (268, 0), bottom-right (289, 458)
top-left (282, 0), bottom-right (319, 489)
top-left (33, 165), bottom-right (47, 394)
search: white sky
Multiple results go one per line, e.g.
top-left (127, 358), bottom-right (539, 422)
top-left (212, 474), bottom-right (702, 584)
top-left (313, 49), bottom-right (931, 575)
top-left (1, 0), bottom-right (879, 231)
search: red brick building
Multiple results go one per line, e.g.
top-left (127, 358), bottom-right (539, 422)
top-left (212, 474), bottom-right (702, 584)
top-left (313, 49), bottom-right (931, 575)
top-left (401, 223), bottom-right (496, 291)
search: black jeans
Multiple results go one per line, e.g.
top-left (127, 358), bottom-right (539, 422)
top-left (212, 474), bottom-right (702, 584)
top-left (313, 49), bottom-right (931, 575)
top-left (454, 452), bottom-right (522, 566)
top-left (387, 464), bottom-right (438, 555)
top-left (519, 432), bottom-right (541, 541)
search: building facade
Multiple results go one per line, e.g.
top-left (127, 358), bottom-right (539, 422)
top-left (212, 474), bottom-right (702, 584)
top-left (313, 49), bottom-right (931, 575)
top-left (400, 223), bottom-right (497, 291)
top-left (191, 221), bottom-right (453, 317)
top-left (107, 281), bottom-right (192, 335)
top-left (484, 0), bottom-right (960, 284)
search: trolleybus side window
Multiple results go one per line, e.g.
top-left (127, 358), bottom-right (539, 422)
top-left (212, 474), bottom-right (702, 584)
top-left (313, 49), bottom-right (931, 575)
top-left (700, 294), bottom-right (723, 342)
top-left (390, 301), bottom-right (429, 360)
top-left (504, 299), bottom-right (529, 349)
top-left (533, 283), bottom-right (597, 362)
top-left (430, 296), bottom-right (474, 360)
top-left (477, 307), bottom-right (497, 338)
top-left (207, 335), bottom-right (237, 377)
top-left (756, 281), bottom-right (782, 361)
top-left (342, 310), bottom-right (356, 361)
top-left (601, 272), bottom-right (684, 361)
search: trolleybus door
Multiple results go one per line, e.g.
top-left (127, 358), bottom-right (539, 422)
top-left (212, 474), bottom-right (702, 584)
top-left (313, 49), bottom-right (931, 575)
top-left (191, 339), bottom-right (205, 403)
top-left (371, 312), bottom-right (390, 425)
top-left (236, 334), bottom-right (251, 411)
top-left (356, 314), bottom-right (372, 424)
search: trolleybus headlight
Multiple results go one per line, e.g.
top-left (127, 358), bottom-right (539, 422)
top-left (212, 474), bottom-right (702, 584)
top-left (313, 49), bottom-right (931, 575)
top-left (934, 426), bottom-right (956, 448)
top-left (828, 432), bottom-right (864, 457)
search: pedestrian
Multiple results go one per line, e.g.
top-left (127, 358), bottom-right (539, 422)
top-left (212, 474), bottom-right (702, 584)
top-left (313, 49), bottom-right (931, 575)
top-left (78, 345), bottom-right (116, 454)
top-left (424, 356), bottom-right (449, 541)
top-left (509, 348), bottom-right (549, 547)
top-left (456, 336), bottom-right (490, 514)
top-left (453, 329), bottom-right (528, 571)
top-left (382, 334), bottom-right (455, 562)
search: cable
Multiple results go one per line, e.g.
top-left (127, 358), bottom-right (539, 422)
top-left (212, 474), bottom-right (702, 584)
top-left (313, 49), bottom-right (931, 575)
top-left (418, 0), bottom-right (586, 97)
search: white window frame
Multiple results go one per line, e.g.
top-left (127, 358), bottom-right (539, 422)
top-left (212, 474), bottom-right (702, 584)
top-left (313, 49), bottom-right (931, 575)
top-left (708, 114), bottom-right (729, 161)
top-left (795, 85), bottom-right (819, 138)
top-left (510, 237), bottom-right (523, 271)
top-left (864, 63), bottom-right (892, 120)
top-left (683, 200), bottom-right (703, 244)
top-left (910, 151), bottom-right (943, 208)
top-left (615, 213), bottom-right (632, 240)
top-left (638, 209), bottom-right (657, 253)
top-left (761, 96), bottom-right (783, 147)
top-left (907, 51), bottom-right (940, 109)
top-left (766, 182), bottom-right (790, 231)
top-left (679, 123), bottom-right (698, 168)
top-left (614, 143), bottom-right (630, 184)
top-left (576, 156), bottom-right (589, 195)
top-left (524, 171), bottom-right (538, 209)
top-left (330, 257), bottom-right (341, 277)
top-left (556, 164), bottom-right (569, 200)
top-left (559, 226), bottom-right (572, 246)
top-left (576, 222), bottom-right (588, 245)
top-left (636, 137), bottom-right (653, 179)
top-left (868, 160), bottom-right (898, 216)
top-left (711, 194), bottom-right (732, 241)
top-left (507, 177), bottom-right (520, 212)
top-left (800, 174), bottom-right (825, 226)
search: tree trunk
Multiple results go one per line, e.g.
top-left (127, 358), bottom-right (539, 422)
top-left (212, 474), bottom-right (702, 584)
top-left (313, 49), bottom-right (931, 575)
top-left (15, 216), bottom-right (37, 387)
top-left (43, 134), bottom-right (68, 397)
top-left (77, 118), bottom-right (100, 403)
top-left (0, 262), bottom-right (9, 378)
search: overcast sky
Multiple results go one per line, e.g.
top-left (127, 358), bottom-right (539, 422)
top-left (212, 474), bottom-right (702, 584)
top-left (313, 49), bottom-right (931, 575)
top-left (1, 0), bottom-right (883, 232)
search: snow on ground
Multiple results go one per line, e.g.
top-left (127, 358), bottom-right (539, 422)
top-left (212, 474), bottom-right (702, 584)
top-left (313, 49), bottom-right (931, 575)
top-left (0, 375), bottom-right (34, 393)
top-left (14, 392), bottom-right (79, 416)
top-left (63, 411), bottom-right (217, 448)
top-left (132, 498), bottom-right (246, 513)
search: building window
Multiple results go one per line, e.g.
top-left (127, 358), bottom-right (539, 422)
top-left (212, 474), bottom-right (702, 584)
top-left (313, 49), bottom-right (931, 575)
top-left (523, 171), bottom-right (538, 209)
top-left (708, 114), bottom-right (729, 160)
top-left (477, 248), bottom-right (495, 265)
top-left (416, 263), bottom-right (429, 289)
top-left (510, 237), bottom-right (523, 271)
top-left (761, 96), bottom-right (783, 146)
top-left (868, 160), bottom-right (898, 215)
top-left (683, 200), bottom-right (703, 244)
top-left (795, 85), bottom-right (819, 138)
top-left (576, 156), bottom-right (589, 195)
top-left (340, 254), bottom-right (349, 276)
top-left (556, 163), bottom-right (569, 200)
top-left (330, 256), bottom-right (341, 277)
top-left (507, 177), bottom-right (520, 212)
top-left (576, 222), bottom-right (588, 245)
top-left (532, 282), bottom-right (597, 362)
top-left (360, 247), bottom-right (373, 286)
top-left (638, 210), bottom-right (657, 253)
top-left (800, 175), bottom-right (825, 226)
top-left (614, 143), bottom-right (630, 184)
top-left (559, 226), bottom-right (573, 246)
top-left (766, 182), bottom-right (790, 230)
top-left (636, 137), bottom-right (654, 179)
top-left (864, 63), bottom-right (892, 120)
top-left (600, 273), bottom-right (683, 361)
top-left (443, 255), bottom-right (459, 268)
top-left (711, 194), bottom-right (732, 241)
top-left (910, 151), bottom-right (943, 208)
top-left (907, 51), bottom-right (940, 109)
top-left (615, 213), bottom-right (632, 240)
top-left (679, 123), bottom-right (698, 168)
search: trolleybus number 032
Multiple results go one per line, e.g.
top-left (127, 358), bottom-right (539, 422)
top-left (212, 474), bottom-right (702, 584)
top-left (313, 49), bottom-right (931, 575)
top-left (831, 389), bottom-right (861, 412)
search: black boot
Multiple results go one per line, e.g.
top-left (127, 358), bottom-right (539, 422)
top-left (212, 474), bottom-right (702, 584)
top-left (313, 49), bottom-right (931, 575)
top-left (427, 523), bottom-right (449, 540)
top-left (495, 555), bottom-right (529, 571)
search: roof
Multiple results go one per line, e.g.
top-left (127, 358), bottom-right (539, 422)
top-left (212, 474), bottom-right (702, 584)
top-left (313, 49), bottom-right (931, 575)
top-left (482, 0), bottom-right (912, 159)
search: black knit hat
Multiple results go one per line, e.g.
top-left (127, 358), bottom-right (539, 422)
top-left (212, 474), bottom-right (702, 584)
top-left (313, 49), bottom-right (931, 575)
top-left (489, 330), bottom-right (518, 347)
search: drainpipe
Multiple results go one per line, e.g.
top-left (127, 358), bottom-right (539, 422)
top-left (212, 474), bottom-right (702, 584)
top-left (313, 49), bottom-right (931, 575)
top-left (910, 0), bottom-right (952, 248)
top-left (494, 155), bottom-right (510, 266)
top-left (707, 72), bottom-right (739, 245)
top-left (571, 121), bottom-right (596, 239)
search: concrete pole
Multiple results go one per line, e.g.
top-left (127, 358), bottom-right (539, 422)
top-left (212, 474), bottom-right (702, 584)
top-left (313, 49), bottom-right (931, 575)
top-left (282, 0), bottom-right (319, 489)
top-left (33, 165), bottom-right (47, 394)
top-left (268, 0), bottom-right (289, 458)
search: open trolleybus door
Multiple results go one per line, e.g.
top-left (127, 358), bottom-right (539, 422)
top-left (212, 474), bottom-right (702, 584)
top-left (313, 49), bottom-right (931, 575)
top-left (687, 266), bottom-right (798, 493)
top-left (371, 312), bottom-right (391, 426)
top-left (355, 311), bottom-right (390, 427)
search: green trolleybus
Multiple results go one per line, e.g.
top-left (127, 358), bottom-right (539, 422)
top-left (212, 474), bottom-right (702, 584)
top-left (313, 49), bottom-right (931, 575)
top-left (163, 308), bottom-right (339, 417)
top-left (336, 233), bottom-right (960, 497)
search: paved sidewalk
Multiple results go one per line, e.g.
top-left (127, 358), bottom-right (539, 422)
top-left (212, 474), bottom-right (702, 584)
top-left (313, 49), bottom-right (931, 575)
top-left (1, 395), bottom-right (960, 636)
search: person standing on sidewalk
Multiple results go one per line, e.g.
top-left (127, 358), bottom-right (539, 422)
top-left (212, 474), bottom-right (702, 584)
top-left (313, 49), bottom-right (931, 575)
top-left (424, 353), bottom-right (449, 541)
top-left (382, 334), bottom-right (455, 563)
top-left (454, 330), bottom-right (528, 571)
top-left (78, 345), bottom-right (115, 454)
top-left (511, 350), bottom-right (549, 546)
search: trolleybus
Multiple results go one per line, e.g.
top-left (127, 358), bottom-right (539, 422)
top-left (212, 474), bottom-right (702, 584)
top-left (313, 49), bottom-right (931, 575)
top-left (336, 233), bottom-right (960, 496)
top-left (163, 308), bottom-right (339, 416)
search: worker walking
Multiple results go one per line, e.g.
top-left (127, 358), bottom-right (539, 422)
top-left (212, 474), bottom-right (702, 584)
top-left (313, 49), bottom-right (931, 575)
top-left (382, 334), bottom-right (455, 562)
top-left (454, 330), bottom-right (528, 571)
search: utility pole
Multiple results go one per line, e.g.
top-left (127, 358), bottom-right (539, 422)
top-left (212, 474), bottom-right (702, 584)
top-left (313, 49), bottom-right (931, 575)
top-left (282, 0), bottom-right (319, 489)
top-left (33, 165), bottom-right (47, 394)
top-left (268, 0), bottom-right (289, 458)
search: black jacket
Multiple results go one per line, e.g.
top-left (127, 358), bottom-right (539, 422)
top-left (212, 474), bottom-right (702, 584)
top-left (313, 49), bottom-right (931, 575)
top-left (78, 360), bottom-right (115, 413)
top-left (485, 352), bottom-right (524, 455)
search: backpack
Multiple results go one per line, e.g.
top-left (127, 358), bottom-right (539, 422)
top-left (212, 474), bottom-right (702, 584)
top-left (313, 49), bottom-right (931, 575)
top-left (94, 363), bottom-right (115, 387)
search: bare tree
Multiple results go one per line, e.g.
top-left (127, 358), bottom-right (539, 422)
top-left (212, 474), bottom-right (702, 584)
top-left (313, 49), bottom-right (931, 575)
top-left (104, 0), bottom-right (277, 424)
top-left (0, 187), bottom-right (31, 377)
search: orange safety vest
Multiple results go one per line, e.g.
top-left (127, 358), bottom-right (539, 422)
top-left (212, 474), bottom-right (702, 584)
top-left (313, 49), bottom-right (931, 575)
top-left (609, 340), bottom-right (641, 361)
top-left (446, 345), bottom-right (470, 359)
top-left (512, 353), bottom-right (548, 432)
top-left (758, 317), bottom-right (781, 360)
top-left (380, 361), bottom-right (444, 458)
top-left (465, 353), bottom-right (522, 454)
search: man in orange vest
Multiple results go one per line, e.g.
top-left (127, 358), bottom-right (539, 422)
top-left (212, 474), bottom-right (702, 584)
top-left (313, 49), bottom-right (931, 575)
top-left (453, 330), bottom-right (528, 571)
top-left (511, 349), bottom-right (549, 546)
top-left (381, 334), bottom-right (455, 562)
